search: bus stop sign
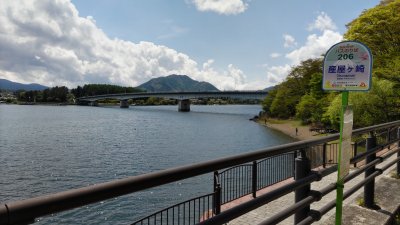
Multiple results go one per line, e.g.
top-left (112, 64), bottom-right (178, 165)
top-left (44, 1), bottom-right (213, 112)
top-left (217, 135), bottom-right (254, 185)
top-left (323, 41), bottom-right (372, 91)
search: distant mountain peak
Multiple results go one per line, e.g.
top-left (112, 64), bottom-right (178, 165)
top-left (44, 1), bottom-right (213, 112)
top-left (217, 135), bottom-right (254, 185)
top-left (138, 75), bottom-right (219, 92)
top-left (0, 78), bottom-right (48, 91)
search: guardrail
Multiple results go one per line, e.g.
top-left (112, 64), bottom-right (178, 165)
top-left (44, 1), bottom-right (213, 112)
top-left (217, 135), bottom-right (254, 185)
top-left (1, 121), bottom-right (399, 225)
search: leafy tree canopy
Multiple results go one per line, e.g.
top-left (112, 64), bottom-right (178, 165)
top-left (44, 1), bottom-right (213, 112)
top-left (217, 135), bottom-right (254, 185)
top-left (71, 84), bottom-right (144, 98)
top-left (345, 0), bottom-right (400, 82)
top-left (263, 58), bottom-right (323, 119)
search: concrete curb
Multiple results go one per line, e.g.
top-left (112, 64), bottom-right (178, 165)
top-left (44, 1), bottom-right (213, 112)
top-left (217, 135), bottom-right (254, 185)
top-left (322, 170), bottom-right (400, 225)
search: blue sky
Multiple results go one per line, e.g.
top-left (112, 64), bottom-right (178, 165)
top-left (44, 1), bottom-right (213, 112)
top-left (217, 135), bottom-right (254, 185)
top-left (0, 0), bottom-right (380, 90)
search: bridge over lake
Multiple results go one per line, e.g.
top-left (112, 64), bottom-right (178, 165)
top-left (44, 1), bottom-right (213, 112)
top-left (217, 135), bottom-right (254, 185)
top-left (77, 91), bottom-right (268, 111)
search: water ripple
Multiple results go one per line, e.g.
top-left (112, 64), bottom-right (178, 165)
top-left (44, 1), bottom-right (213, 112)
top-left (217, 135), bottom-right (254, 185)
top-left (0, 104), bottom-right (294, 224)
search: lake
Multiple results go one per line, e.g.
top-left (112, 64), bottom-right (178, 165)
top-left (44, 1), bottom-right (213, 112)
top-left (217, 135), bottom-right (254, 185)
top-left (0, 104), bottom-right (294, 224)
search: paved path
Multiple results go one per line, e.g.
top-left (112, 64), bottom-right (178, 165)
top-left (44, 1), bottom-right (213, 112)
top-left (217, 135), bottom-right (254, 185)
top-left (226, 145), bottom-right (399, 225)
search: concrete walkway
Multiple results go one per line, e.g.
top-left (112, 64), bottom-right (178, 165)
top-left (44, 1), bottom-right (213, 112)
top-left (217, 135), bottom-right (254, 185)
top-left (322, 173), bottom-right (400, 225)
top-left (226, 147), bottom-right (399, 225)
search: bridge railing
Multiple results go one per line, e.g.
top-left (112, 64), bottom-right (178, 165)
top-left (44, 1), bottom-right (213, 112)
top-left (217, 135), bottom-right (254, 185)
top-left (77, 91), bottom-right (268, 102)
top-left (1, 121), bottom-right (399, 225)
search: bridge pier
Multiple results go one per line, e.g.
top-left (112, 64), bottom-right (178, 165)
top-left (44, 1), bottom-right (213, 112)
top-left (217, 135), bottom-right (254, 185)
top-left (89, 101), bottom-right (98, 106)
top-left (120, 100), bottom-right (129, 108)
top-left (178, 99), bottom-right (190, 112)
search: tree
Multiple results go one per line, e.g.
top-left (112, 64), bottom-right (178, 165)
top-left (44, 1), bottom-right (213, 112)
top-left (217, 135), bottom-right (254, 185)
top-left (309, 73), bottom-right (325, 99)
top-left (296, 94), bottom-right (316, 123)
top-left (262, 58), bottom-right (323, 119)
top-left (263, 0), bottom-right (400, 128)
top-left (323, 78), bottom-right (398, 129)
top-left (269, 87), bottom-right (292, 118)
top-left (374, 56), bottom-right (400, 84)
top-left (67, 93), bottom-right (75, 103)
top-left (322, 95), bottom-right (341, 129)
top-left (344, 0), bottom-right (400, 124)
top-left (71, 86), bottom-right (83, 98)
top-left (71, 84), bottom-right (143, 97)
top-left (262, 88), bottom-right (277, 115)
top-left (345, 0), bottom-right (400, 81)
top-left (296, 94), bottom-right (323, 124)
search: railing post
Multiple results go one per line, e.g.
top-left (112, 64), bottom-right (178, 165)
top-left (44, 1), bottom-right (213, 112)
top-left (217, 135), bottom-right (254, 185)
top-left (353, 142), bottom-right (358, 168)
top-left (213, 171), bottom-right (218, 192)
top-left (213, 171), bottom-right (221, 215)
top-left (252, 161), bottom-right (257, 198)
top-left (364, 132), bottom-right (376, 208)
top-left (397, 128), bottom-right (400, 176)
top-left (214, 184), bottom-right (221, 215)
top-left (397, 127), bottom-right (400, 140)
top-left (294, 149), bottom-right (311, 224)
top-left (397, 134), bottom-right (400, 176)
top-left (397, 141), bottom-right (400, 177)
top-left (322, 143), bottom-right (327, 168)
top-left (293, 151), bottom-right (297, 175)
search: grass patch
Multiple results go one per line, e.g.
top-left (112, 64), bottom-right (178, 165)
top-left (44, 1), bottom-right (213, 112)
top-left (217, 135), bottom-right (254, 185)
top-left (356, 198), bottom-right (365, 207)
top-left (356, 197), bottom-right (381, 210)
top-left (390, 171), bottom-right (400, 179)
top-left (266, 118), bottom-right (304, 127)
top-left (395, 211), bottom-right (400, 225)
top-left (356, 146), bottom-right (367, 154)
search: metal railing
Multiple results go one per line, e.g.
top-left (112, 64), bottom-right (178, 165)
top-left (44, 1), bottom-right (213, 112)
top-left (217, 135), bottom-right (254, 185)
top-left (256, 153), bottom-right (294, 192)
top-left (213, 153), bottom-right (295, 205)
top-left (198, 125), bottom-right (400, 225)
top-left (216, 164), bottom-right (253, 204)
top-left (131, 192), bottom-right (218, 225)
top-left (1, 121), bottom-right (399, 225)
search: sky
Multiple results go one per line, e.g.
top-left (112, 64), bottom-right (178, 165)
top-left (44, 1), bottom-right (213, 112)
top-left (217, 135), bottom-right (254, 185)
top-left (0, 0), bottom-right (380, 90)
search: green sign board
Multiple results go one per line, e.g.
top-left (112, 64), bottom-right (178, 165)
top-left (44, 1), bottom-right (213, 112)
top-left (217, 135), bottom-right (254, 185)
top-left (323, 41), bottom-right (372, 91)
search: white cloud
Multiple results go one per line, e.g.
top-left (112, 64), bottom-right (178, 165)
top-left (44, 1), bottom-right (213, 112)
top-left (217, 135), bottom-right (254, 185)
top-left (265, 12), bottom-right (342, 86)
top-left (0, 0), bottom-right (250, 90)
top-left (270, 53), bottom-right (281, 58)
top-left (199, 60), bottom-right (246, 90)
top-left (157, 20), bottom-right (188, 40)
top-left (308, 12), bottom-right (337, 32)
top-left (157, 26), bottom-right (187, 39)
top-left (237, 79), bottom-right (270, 90)
top-left (285, 30), bottom-right (342, 65)
top-left (283, 34), bottom-right (297, 48)
top-left (266, 65), bottom-right (291, 86)
top-left (191, 0), bottom-right (248, 15)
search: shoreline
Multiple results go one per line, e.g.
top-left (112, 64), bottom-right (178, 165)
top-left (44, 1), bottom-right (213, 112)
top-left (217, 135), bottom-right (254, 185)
top-left (257, 118), bottom-right (320, 141)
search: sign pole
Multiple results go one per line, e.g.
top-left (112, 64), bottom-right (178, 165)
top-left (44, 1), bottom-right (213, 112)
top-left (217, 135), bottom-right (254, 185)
top-left (323, 40), bottom-right (372, 225)
top-left (335, 91), bottom-right (349, 225)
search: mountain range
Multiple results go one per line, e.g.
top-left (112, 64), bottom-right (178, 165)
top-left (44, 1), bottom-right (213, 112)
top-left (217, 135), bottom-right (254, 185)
top-left (0, 79), bottom-right (48, 91)
top-left (0, 75), bottom-right (218, 92)
top-left (263, 85), bottom-right (276, 91)
top-left (0, 75), bottom-right (273, 92)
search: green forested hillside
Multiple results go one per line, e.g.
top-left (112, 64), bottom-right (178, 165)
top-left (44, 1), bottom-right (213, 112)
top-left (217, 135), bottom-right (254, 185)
top-left (16, 84), bottom-right (143, 103)
top-left (71, 84), bottom-right (143, 98)
top-left (262, 0), bottom-right (400, 129)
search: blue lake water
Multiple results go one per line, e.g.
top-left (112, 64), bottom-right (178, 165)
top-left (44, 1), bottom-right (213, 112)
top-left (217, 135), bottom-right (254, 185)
top-left (0, 104), bottom-right (294, 224)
